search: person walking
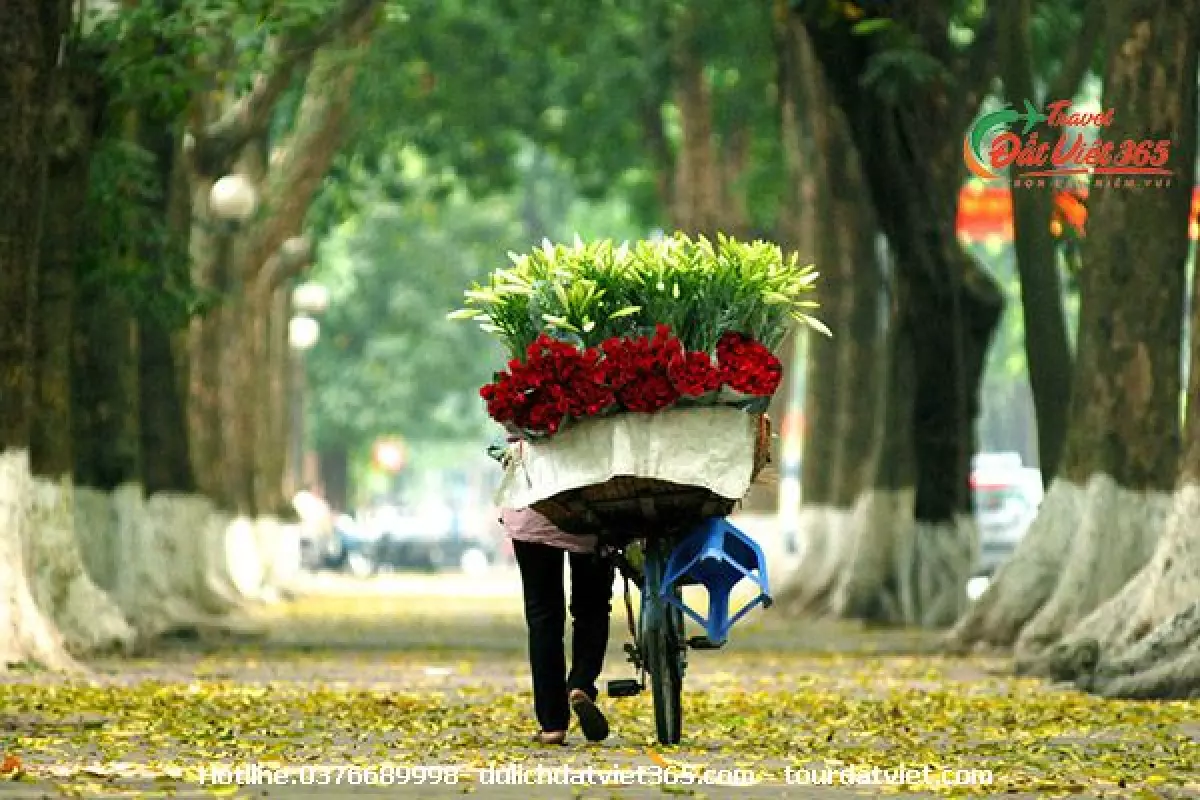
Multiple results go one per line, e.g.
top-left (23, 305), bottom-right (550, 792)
top-left (502, 506), bottom-right (614, 745)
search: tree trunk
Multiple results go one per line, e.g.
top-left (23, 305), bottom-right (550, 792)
top-left (953, 0), bottom-right (1196, 656)
top-left (825, 143), bottom-right (881, 517)
top-left (187, 201), bottom-right (227, 503)
top-left (999, 0), bottom-right (1076, 485)
top-left (171, 7), bottom-right (381, 614)
top-left (802, 165), bottom-right (886, 617)
top-left (140, 315), bottom-right (195, 494)
top-left (766, 0), bottom-right (819, 545)
top-left (230, 23), bottom-right (376, 519)
top-left (73, 286), bottom-right (142, 491)
top-left (221, 160), bottom-right (266, 519)
top-left (670, 29), bottom-right (722, 237)
top-left (0, 0), bottom-right (77, 672)
top-left (1042, 197), bottom-right (1200, 697)
top-left (29, 50), bottom-right (135, 656)
top-left (773, 20), bottom-right (848, 613)
top-left (256, 286), bottom-right (291, 516)
top-left (898, 254), bottom-right (1001, 628)
top-left (248, 285), bottom-right (273, 512)
top-left (831, 300), bottom-right (917, 622)
top-left (797, 8), bottom-right (1005, 627)
top-left (774, 1), bottom-right (818, 264)
top-left (1027, 1), bottom-right (1200, 686)
top-left (137, 106), bottom-right (196, 496)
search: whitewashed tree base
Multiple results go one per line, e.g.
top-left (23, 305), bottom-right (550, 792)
top-left (254, 517), bottom-right (302, 599)
top-left (151, 493), bottom-right (236, 615)
top-left (199, 507), bottom-right (245, 613)
top-left (783, 491), bottom-right (974, 628)
top-left (251, 517), bottom-right (296, 603)
top-left (74, 486), bottom-right (117, 591)
top-left (0, 450), bottom-right (76, 672)
top-left (828, 489), bottom-right (912, 621)
top-left (1038, 483), bottom-right (1200, 698)
top-left (1014, 474), bottom-right (1169, 662)
top-left (147, 496), bottom-right (269, 634)
top-left (27, 477), bottom-right (134, 655)
top-left (776, 506), bottom-right (852, 614)
top-left (1087, 604), bottom-right (1200, 699)
top-left (112, 485), bottom-right (208, 639)
top-left (226, 516), bottom-right (269, 601)
top-left (892, 514), bottom-right (977, 628)
top-left (947, 478), bottom-right (1084, 651)
top-left (790, 506), bottom-right (826, 566)
top-left (68, 489), bottom-right (265, 642)
top-left (775, 507), bottom-right (826, 611)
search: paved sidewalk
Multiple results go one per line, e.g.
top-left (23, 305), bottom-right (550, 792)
top-left (0, 574), bottom-right (1195, 798)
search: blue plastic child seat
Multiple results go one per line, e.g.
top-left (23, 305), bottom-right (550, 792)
top-left (660, 517), bottom-right (772, 645)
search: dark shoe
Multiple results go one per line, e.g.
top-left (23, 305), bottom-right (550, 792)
top-left (532, 730), bottom-right (567, 746)
top-left (569, 689), bottom-right (609, 742)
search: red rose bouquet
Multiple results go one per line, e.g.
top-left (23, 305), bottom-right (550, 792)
top-left (481, 334), bottom-right (615, 435)
top-left (717, 332), bottom-right (783, 397)
top-left (479, 324), bottom-right (784, 436)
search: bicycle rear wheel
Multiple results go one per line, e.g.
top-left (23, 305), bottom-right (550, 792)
top-left (641, 538), bottom-right (683, 745)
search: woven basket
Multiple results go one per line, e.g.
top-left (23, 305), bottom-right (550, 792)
top-left (533, 413), bottom-right (772, 538)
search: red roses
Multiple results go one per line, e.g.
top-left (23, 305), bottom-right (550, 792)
top-left (480, 326), bottom-right (782, 435)
top-left (480, 335), bottom-right (614, 435)
top-left (716, 331), bottom-right (784, 396)
top-left (669, 350), bottom-right (724, 398)
top-left (600, 324), bottom-right (684, 413)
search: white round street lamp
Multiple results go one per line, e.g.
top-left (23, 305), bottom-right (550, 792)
top-left (289, 315), bottom-right (320, 351)
top-left (210, 174), bottom-right (259, 222)
top-left (292, 281), bottom-right (330, 315)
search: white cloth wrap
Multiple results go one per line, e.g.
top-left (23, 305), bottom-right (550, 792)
top-left (495, 407), bottom-right (758, 510)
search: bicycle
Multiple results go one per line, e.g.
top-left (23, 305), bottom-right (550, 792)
top-left (507, 413), bottom-right (775, 745)
top-left (600, 535), bottom-right (686, 744)
top-left (597, 522), bottom-right (771, 745)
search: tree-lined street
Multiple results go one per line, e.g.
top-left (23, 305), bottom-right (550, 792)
top-left (1, 0), bottom-right (1199, 795)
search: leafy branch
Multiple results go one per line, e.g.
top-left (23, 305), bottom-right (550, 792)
top-left (189, 0), bottom-right (382, 176)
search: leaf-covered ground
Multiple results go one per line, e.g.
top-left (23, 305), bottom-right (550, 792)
top-left (0, 572), bottom-right (1196, 798)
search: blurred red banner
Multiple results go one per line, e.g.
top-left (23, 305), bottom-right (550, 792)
top-left (957, 184), bottom-right (1200, 242)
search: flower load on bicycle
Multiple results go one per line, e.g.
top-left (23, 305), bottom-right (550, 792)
top-left (450, 232), bottom-right (828, 439)
top-left (457, 234), bottom-right (819, 746)
top-left (452, 232), bottom-right (826, 530)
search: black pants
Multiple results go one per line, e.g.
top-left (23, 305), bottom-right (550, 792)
top-left (512, 540), bottom-right (615, 732)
